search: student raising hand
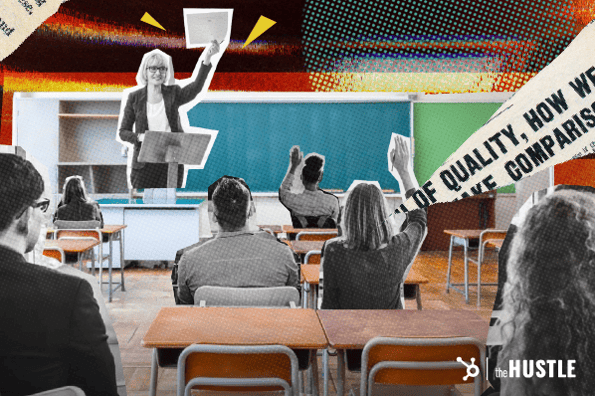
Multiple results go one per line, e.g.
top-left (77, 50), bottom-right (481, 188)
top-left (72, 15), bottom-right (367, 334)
top-left (289, 145), bottom-right (303, 173)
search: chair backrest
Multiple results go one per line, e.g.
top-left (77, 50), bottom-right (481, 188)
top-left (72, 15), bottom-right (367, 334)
top-left (29, 386), bottom-right (86, 396)
top-left (177, 344), bottom-right (299, 396)
top-left (479, 229), bottom-right (507, 262)
top-left (54, 220), bottom-right (102, 230)
top-left (194, 286), bottom-right (300, 308)
top-left (361, 337), bottom-right (484, 396)
top-left (43, 246), bottom-right (65, 264)
top-left (291, 214), bottom-right (336, 229)
top-left (296, 231), bottom-right (337, 241)
top-left (56, 229), bottom-right (101, 241)
top-left (304, 250), bottom-right (322, 264)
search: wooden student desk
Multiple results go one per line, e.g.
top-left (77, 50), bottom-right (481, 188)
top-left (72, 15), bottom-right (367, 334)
top-left (288, 240), bottom-right (326, 256)
top-left (143, 306), bottom-right (328, 395)
top-left (282, 225), bottom-right (338, 240)
top-left (444, 229), bottom-right (505, 305)
top-left (48, 225), bottom-right (127, 302)
top-left (317, 309), bottom-right (489, 396)
top-left (300, 265), bottom-right (429, 310)
top-left (44, 239), bottom-right (100, 271)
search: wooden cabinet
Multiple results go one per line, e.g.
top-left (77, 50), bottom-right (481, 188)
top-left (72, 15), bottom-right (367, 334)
top-left (14, 93), bottom-right (128, 197)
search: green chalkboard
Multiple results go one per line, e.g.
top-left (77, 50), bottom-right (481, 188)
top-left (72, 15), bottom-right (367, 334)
top-left (185, 102), bottom-right (411, 192)
top-left (414, 102), bottom-right (514, 194)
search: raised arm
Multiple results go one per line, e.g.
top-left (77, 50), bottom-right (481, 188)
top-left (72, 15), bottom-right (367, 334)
top-left (391, 136), bottom-right (427, 262)
top-left (177, 40), bottom-right (219, 106)
top-left (279, 146), bottom-right (303, 207)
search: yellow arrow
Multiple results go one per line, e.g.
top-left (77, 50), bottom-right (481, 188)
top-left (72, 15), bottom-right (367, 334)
top-left (243, 16), bottom-right (276, 48)
top-left (141, 12), bottom-right (166, 31)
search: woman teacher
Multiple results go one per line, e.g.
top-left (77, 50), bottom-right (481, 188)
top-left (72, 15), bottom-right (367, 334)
top-left (118, 41), bottom-right (220, 189)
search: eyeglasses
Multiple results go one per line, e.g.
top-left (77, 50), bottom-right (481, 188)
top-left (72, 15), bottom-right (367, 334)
top-left (147, 66), bottom-right (167, 74)
top-left (32, 198), bottom-right (51, 213)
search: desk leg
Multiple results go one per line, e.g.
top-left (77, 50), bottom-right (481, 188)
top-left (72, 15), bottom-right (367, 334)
top-left (415, 284), bottom-right (422, 310)
top-left (446, 235), bottom-right (454, 292)
top-left (323, 349), bottom-right (329, 396)
top-left (337, 349), bottom-right (345, 396)
top-left (149, 348), bottom-right (158, 396)
top-left (119, 231), bottom-right (126, 291)
top-left (463, 242), bottom-right (469, 304)
top-left (108, 238), bottom-right (114, 303)
top-left (310, 349), bottom-right (319, 396)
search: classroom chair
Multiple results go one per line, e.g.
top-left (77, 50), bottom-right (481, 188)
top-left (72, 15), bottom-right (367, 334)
top-left (359, 337), bottom-right (484, 396)
top-left (42, 246), bottom-right (65, 264)
top-left (177, 344), bottom-right (300, 396)
top-left (304, 250), bottom-right (322, 264)
top-left (467, 229), bottom-right (507, 306)
top-left (193, 286), bottom-right (300, 308)
top-left (291, 214), bottom-right (336, 229)
top-left (296, 231), bottom-right (338, 241)
top-left (29, 387), bottom-right (85, 396)
top-left (55, 223), bottom-right (110, 284)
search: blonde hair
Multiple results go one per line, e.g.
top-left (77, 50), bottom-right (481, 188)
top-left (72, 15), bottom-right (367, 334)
top-left (343, 183), bottom-right (392, 251)
top-left (140, 53), bottom-right (167, 86)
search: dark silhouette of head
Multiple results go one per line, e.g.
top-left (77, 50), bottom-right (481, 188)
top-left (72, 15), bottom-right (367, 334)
top-left (61, 176), bottom-right (90, 206)
top-left (0, 154), bottom-right (44, 232)
top-left (212, 178), bottom-right (251, 232)
top-left (302, 155), bottom-right (324, 185)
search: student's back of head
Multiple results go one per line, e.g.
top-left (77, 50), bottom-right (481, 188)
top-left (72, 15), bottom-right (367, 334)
top-left (0, 154), bottom-right (44, 232)
top-left (212, 178), bottom-right (251, 232)
top-left (343, 183), bottom-right (392, 251)
top-left (499, 189), bottom-right (595, 395)
top-left (302, 154), bottom-right (324, 184)
top-left (61, 175), bottom-right (90, 206)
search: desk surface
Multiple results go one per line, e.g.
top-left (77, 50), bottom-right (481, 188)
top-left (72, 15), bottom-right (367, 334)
top-left (443, 229), bottom-right (485, 239)
top-left (257, 225), bottom-right (283, 235)
top-left (300, 265), bottom-right (429, 286)
top-left (45, 239), bottom-right (100, 253)
top-left (487, 239), bottom-right (504, 249)
top-left (317, 309), bottom-right (488, 349)
top-left (48, 224), bottom-right (127, 235)
top-left (282, 226), bottom-right (339, 235)
top-left (288, 241), bottom-right (326, 255)
top-left (142, 307), bottom-right (328, 349)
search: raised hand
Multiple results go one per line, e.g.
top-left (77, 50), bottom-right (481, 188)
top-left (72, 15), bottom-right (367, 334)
top-left (204, 40), bottom-right (220, 65)
top-left (289, 145), bottom-right (303, 171)
top-left (391, 135), bottom-right (410, 173)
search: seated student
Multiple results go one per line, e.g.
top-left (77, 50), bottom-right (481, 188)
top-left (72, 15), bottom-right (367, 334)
top-left (321, 136), bottom-right (427, 369)
top-left (279, 145), bottom-right (340, 229)
top-left (54, 175), bottom-right (104, 228)
top-left (495, 189), bottom-right (595, 396)
top-left (0, 154), bottom-right (117, 396)
top-left (177, 177), bottom-right (299, 305)
top-left (172, 175), bottom-right (278, 304)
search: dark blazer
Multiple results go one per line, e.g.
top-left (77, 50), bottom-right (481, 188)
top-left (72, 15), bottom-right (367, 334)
top-left (0, 246), bottom-right (118, 396)
top-left (54, 200), bottom-right (104, 228)
top-left (118, 62), bottom-right (212, 170)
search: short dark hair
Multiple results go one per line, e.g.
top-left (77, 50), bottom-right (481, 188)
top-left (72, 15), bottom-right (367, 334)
top-left (0, 154), bottom-right (44, 231)
top-left (212, 178), bottom-right (250, 231)
top-left (302, 155), bottom-right (324, 184)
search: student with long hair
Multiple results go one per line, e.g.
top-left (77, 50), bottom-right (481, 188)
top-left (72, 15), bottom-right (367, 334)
top-left (497, 189), bottom-right (595, 396)
top-left (320, 136), bottom-right (427, 368)
top-left (54, 175), bottom-right (104, 228)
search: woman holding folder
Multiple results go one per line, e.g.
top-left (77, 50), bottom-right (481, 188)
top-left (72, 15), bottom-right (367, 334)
top-left (118, 41), bottom-right (219, 189)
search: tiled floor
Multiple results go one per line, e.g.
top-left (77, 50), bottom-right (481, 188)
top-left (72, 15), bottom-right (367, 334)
top-left (105, 249), bottom-right (498, 395)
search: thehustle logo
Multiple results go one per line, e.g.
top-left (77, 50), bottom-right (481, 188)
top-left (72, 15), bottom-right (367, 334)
top-left (457, 357), bottom-right (480, 381)
top-left (494, 360), bottom-right (576, 378)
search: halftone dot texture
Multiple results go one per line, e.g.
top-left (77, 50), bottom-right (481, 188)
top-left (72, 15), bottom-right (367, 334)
top-left (302, 0), bottom-right (580, 93)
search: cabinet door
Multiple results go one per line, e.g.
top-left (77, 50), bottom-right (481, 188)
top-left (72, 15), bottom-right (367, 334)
top-left (14, 98), bottom-right (60, 194)
top-left (123, 208), bottom-right (200, 261)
